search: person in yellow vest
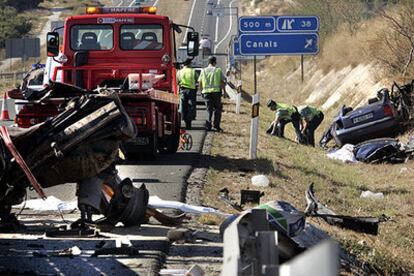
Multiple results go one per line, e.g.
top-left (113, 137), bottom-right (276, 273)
top-left (298, 105), bottom-right (324, 146)
top-left (266, 99), bottom-right (304, 143)
top-left (177, 60), bottom-right (197, 129)
top-left (198, 56), bottom-right (226, 131)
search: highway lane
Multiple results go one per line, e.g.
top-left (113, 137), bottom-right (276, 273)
top-left (6, 0), bottom-right (238, 203)
top-left (0, 1), bottom-right (237, 274)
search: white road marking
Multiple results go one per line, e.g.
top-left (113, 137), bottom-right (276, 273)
top-left (183, 0), bottom-right (198, 44)
top-left (200, 0), bottom-right (208, 34)
top-left (129, 0), bottom-right (135, 7)
top-left (117, 0), bottom-right (124, 6)
top-left (214, 0), bottom-right (221, 43)
top-left (214, 0), bottom-right (236, 52)
top-left (153, 0), bottom-right (159, 6)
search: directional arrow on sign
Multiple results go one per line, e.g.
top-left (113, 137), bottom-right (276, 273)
top-left (239, 33), bottom-right (319, 55)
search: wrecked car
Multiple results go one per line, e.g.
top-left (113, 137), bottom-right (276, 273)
top-left (0, 84), bottom-right (152, 231)
top-left (320, 88), bottom-right (403, 147)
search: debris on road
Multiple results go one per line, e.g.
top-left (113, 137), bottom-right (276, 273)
top-left (148, 196), bottom-right (227, 216)
top-left (251, 174), bottom-right (270, 187)
top-left (159, 264), bottom-right (205, 276)
top-left (360, 190), bottom-right (385, 200)
top-left (167, 228), bottom-right (197, 244)
top-left (52, 246), bottom-right (82, 257)
top-left (305, 184), bottom-right (388, 235)
top-left (13, 196), bottom-right (77, 212)
top-left (93, 247), bottom-right (139, 257)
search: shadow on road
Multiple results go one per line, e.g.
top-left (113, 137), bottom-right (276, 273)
top-left (123, 152), bottom-right (284, 179)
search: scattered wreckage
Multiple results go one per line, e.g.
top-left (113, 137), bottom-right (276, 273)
top-left (320, 80), bottom-right (414, 148)
top-left (219, 184), bottom-right (388, 275)
top-left (0, 82), bottom-right (186, 233)
top-left (327, 137), bottom-right (414, 164)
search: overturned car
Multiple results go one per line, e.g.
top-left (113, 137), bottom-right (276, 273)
top-left (321, 81), bottom-right (413, 148)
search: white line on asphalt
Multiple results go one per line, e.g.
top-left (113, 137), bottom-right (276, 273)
top-left (117, 0), bottom-right (124, 7)
top-left (183, 0), bottom-right (198, 44)
top-left (153, 0), bottom-right (159, 6)
top-left (200, 0), bottom-right (208, 34)
top-left (214, 0), bottom-right (236, 53)
top-left (129, 0), bottom-right (134, 7)
top-left (214, 0), bottom-right (221, 43)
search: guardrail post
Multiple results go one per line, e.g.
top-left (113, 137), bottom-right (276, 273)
top-left (236, 80), bottom-right (241, 114)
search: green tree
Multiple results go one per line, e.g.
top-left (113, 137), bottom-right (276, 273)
top-left (0, 6), bottom-right (32, 47)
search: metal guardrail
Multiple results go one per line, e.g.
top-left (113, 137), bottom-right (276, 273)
top-left (0, 71), bottom-right (26, 81)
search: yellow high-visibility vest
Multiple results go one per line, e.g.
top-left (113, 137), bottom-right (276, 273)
top-left (177, 67), bottom-right (196, 90)
top-left (200, 67), bottom-right (222, 93)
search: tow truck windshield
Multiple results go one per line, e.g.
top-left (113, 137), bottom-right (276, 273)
top-left (120, 24), bottom-right (163, 50)
top-left (70, 25), bottom-right (114, 51)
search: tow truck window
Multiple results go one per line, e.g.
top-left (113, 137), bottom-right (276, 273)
top-left (120, 24), bottom-right (163, 50)
top-left (70, 25), bottom-right (113, 51)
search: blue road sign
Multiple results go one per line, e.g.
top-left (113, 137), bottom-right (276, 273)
top-left (276, 16), bottom-right (319, 32)
top-left (239, 16), bottom-right (319, 33)
top-left (239, 33), bottom-right (319, 55)
top-left (233, 40), bottom-right (266, 60)
top-left (239, 16), bottom-right (275, 33)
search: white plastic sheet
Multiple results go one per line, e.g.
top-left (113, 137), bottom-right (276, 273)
top-left (326, 144), bottom-right (357, 163)
top-left (13, 196), bottom-right (77, 212)
top-left (148, 196), bottom-right (228, 216)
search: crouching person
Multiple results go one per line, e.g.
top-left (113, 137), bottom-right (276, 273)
top-left (298, 105), bottom-right (324, 146)
top-left (266, 99), bottom-right (303, 143)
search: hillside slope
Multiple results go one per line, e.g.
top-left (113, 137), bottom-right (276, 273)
top-left (199, 0), bottom-right (414, 274)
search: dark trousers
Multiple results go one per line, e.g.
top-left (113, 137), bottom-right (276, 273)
top-left (267, 112), bottom-right (302, 142)
top-left (179, 88), bottom-right (197, 127)
top-left (304, 113), bottom-right (324, 146)
top-left (203, 92), bottom-right (222, 129)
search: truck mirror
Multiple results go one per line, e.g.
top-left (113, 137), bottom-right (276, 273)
top-left (186, 32), bottom-right (199, 57)
top-left (47, 32), bottom-right (59, 57)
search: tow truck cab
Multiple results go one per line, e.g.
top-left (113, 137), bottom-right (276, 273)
top-left (17, 6), bottom-right (199, 157)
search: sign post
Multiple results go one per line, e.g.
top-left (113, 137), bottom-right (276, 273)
top-left (237, 15), bottom-right (319, 159)
top-left (249, 55), bottom-right (260, 159)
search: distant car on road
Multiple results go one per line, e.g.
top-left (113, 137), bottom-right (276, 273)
top-left (207, 9), bottom-right (212, 15)
top-left (321, 89), bottom-right (401, 147)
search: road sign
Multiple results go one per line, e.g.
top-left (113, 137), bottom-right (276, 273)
top-left (239, 16), bottom-right (275, 33)
top-left (5, 38), bottom-right (41, 59)
top-left (239, 15), bottom-right (319, 33)
top-left (276, 16), bottom-right (319, 32)
top-left (239, 33), bottom-right (319, 55)
top-left (212, 4), bottom-right (224, 16)
top-left (233, 41), bottom-right (265, 60)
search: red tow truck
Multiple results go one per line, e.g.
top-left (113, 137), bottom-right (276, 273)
top-left (15, 6), bottom-right (199, 158)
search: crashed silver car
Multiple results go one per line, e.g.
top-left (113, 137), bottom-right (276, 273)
top-left (321, 89), bottom-right (402, 147)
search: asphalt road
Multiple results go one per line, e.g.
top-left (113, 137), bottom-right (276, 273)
top-left (0, 1), bottom-right (237, 274)
top-left (29, 0), bottom-right (237, 203)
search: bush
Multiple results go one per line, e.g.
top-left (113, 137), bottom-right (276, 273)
top-left (1, 0), bottom-right (43, 12)
top-left (368, 2), bottom-right (414, 78)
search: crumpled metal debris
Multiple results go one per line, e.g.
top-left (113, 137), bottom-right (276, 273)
top-left (167, 228), bottom-right (197, 244)
top-left (305, 183), bottom-right (388, 235)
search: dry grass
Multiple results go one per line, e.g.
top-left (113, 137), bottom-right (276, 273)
top-left (201, 98), bottom-right (414, 274)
